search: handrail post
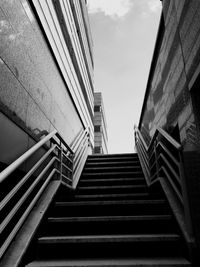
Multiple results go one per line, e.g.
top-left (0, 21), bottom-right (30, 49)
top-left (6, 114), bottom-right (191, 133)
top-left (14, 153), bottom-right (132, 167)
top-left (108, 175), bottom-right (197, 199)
top-left (154, 138), bottom-right (160, 180)
top-left (71, 152), bottom-right (75, 183)
top-left (87, 128), bottom-right (91, 149)
top-left (60, 141), bottom-right (63, 181)
top-left (179, 150), bottom-right (194, 239)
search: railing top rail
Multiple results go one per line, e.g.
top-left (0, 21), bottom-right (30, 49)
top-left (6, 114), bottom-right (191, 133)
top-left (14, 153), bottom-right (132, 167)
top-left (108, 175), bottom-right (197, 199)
top-left (135, 126), bottom-right (181, 152)
top-left (134, 126), bottom-right (148, 151)
top-left (70, 130), bottom-right (84, 150)
top-left (72, 128), bottom-right (89, 152)
top-left (55, 132), bottom-right (74, 154)
top-left (156, 127), bottom-right (181, 150)
top-left (0, 130), bottom-right (57, 184)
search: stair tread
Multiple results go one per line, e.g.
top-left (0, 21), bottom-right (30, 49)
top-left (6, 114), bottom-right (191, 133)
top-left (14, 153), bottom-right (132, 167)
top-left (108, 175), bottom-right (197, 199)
top-left (26, 258), bottom-right (191, 267)
top-left (82, 172), bottom-right (143, 176)
top-left (48, 215), bottom-right (172, 223)
top-left (77, 185), bottom-right (147, 190)
top-left (86, 157), bottom-right (138, 162)
top-left (88, 153), bottom-right (137, 158)
top-left (85, 161), bottom-right (140, 166)
top-left (72, 193), bottom-right (151, 199)
top-left (83, 167), bottom-right (141, 171)
top-left (55, 199), bottom-right (166, 206)
top-left (38, 234), bottom-right (180, 243)
top-left (80, 178), bottom-right (144, 183)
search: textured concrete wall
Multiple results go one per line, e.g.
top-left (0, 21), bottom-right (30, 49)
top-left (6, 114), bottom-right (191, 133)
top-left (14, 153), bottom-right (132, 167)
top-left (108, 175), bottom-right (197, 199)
top-left (0, 0), bottom-right (84, 163)
top-left (140, 0), bottom-right (200, 151)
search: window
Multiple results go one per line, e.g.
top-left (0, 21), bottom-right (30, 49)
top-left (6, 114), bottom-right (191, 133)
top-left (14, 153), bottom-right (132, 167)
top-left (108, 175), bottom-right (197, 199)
top-left (94, 105), bottom-right (101, 112)
top-left (94, 146), bottom-right (101, 153)
top-left (94, 126), bottom-right (101, 132)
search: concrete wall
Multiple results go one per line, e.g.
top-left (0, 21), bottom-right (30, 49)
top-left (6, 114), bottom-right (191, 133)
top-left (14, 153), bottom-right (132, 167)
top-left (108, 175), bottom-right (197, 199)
top-left (138, 0), bottom-right (200, 252)
top-left (0, 0), bottom-right (93, 165)
top-left (139, 0), bottom-right (200, 152)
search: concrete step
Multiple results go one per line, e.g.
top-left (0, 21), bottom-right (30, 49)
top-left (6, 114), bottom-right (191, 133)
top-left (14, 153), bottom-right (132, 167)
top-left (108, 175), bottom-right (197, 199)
top-left (54, 199), bottom-right (167, 207)
top-left (87, 155), bottom-right (138, 163)
top-left (87, 153), bottom-right (137, 159)
top-left (85, 161), bottom-right (141, 168)
top-left (76, 185), bottom-right (148, 194)
top-left (79, 177), bottom-right (145, 186)
top-left (44, 215), bottom-right (176, 235)
top-left (81, 171), bottom-right (143, 179)
top-left (37, 234), bottom-right (181, 244)
top-left (52, 199), bottom-right (170, 217)
top-left (83, 166), bottom-right (142, 173)
top-left (26, 257), bottom-right (191, 267)
top-left (60, 192), bottom-right (158, 201)
top-left (35, 234), bottom-right (184, 259)
top-left (47, 214), bottom-right (172, 223)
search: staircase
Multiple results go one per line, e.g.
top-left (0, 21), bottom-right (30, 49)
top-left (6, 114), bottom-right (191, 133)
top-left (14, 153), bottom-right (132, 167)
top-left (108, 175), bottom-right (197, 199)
top-left (25, 153), bottom-right (191, 266)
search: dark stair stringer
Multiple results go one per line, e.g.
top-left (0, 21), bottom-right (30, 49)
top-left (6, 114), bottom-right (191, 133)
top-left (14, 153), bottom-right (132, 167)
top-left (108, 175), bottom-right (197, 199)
top-left (13, 153), bottom-right (192, 266)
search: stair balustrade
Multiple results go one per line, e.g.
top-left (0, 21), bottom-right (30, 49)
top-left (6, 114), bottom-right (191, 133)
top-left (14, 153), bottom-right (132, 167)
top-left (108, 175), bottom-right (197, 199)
top-left (0, 127), bottom-right (90, 260)
top-left (134, 126), bottom-right (195, 253)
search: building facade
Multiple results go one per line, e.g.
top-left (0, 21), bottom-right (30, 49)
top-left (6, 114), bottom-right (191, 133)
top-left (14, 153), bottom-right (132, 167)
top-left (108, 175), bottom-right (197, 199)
top-left (138, 0), bottom-right (200, 251)
top-left (139, 0), bottom-right (200, 153)
top-left (93, 92), bottom-right (108, 154)
top-left (0, 0), bottom-right (94, 169)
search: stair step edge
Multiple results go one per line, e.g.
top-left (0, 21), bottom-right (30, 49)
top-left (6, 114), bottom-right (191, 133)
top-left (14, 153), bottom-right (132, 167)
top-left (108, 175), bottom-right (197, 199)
top-left (47, 215), bottom-right (172, 223)
top-left (82, 172), bottom-right (143, 176)
top-left (85, 161), bottom-right (140, 165)
top-left (88, 153), bottom-right (137, 157)
top-left (83, 166), bottom-right (141, 170)
top-left (26, 258), bottom-right (191, 267)
top-left (74, 193), bottom-right (149, 199)
top-left (79, 177), bottom-right (145, 183)
top-left (38, 234), bottom-right (180, 244)
top-left (77, 185), bottom-right (147, 190)
top-left (55, 199), bottom-right (167, 206)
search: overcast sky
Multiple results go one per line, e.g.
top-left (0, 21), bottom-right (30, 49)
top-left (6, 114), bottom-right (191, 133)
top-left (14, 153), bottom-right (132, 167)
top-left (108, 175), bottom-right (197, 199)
top-left (87, 0), bottom-right (162, 154)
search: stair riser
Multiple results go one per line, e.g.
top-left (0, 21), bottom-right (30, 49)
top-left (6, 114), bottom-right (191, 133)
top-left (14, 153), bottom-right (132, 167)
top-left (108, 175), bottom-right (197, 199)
top-left (55, 193), bottom-right (164, 202)
top-left (85, 161), bottom-right (141, 168)
top-left (87, 154), bottom-right (138, 160)
top-left (81, 172), bottom-right (144, 179)
top-left (76, 186), bottom-right (148, 195)
top-left (52, 203), bottom-right (170, 217)
top-left (83, 167), bottom-right (142, 173)
top-left (86, 157), bottom-right (139, 163)
top-left (78, 178), bottom-right (146, 187)
top-left (44, 219), bottom-right (176, 236)
top-left (35, 241), bottom-right (184, 260)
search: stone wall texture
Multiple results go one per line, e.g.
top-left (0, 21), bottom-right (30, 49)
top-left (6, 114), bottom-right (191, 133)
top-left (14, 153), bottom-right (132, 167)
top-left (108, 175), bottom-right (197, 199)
top-left (0, 0), bottom-right (90, 164)
top-left (140, 0), bottom-right (200, 152)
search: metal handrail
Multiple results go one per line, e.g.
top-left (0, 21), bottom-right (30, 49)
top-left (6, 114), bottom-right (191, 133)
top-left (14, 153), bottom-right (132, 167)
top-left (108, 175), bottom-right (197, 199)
top-left (134, 126), bottom-right (194, 246)
top-left (72, 129), bottom-right (90, 189)
top-left (0, 145), bottom-right (57, 212)
top-left (0, 127), bottom-right (91, 259)
top-left (0, 130), bottom-right (57, 184)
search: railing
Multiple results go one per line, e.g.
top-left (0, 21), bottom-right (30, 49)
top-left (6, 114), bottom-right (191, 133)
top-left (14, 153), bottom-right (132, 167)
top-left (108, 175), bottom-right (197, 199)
top-left (134, 126), bottom-right (194, 247)
top-left (0, 127), bottom-right (90, 258)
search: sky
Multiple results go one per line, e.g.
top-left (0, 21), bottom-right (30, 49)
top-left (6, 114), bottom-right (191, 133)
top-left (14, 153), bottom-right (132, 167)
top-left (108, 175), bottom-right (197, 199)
top-left (87, 0), bottom-right (162, 154)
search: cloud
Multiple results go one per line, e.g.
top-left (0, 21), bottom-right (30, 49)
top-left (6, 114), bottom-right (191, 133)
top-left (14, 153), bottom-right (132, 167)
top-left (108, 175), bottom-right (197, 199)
top-left (87, 0), bottom-right (133, 18)
top-left (147, 0), bottom-right (161, 13)
top-left (140, 0), bottom-right (162, 18)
